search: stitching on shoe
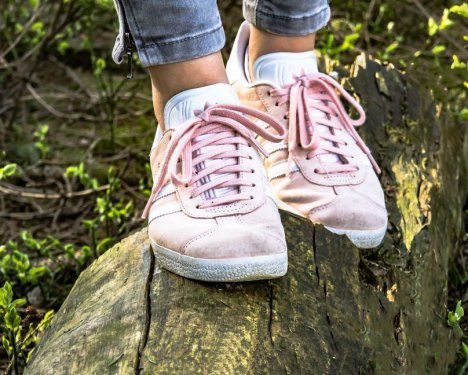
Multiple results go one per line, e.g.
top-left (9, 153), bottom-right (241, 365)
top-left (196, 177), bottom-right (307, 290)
top-left (308, 201), bottom-right (335, 215)
top-left (237, 215), bottom-right (286, 250)
top-left (297, 156), bottom-right (365, 186)
top-left (148, 210), bottom-right (179, 224)
top-left (180, 227), bottom-right (224, 253)
top-left (176, 184), bottom-right (266, 218)
top-left (256, 86), bottom-right (274, 112)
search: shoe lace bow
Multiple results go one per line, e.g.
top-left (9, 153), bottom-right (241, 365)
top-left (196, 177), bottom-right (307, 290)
top-left (269, 72), bottom-right (380, 175)
top-left (142, 104), bottom-right (286, 218)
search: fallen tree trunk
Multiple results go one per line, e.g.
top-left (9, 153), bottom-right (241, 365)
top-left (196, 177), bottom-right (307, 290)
top-left (25, 56), bottom-right (466, 374)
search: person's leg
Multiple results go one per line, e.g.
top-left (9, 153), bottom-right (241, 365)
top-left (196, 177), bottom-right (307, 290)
top-left (149, 53), bottom-right (227, 128)
top-left (111, 0), bottom-right (288, 282)
top-left (226, 2), bottom-right (388, 249)
top-left (243, 0), bottom-right (330, 77)
top-left (112, 0), bottom-right (227, 129)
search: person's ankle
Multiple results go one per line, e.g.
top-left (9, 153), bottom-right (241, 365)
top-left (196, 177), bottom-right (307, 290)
top-left (149, 52), bottom-right (228, 131)
top-left (248, 25), bottom-right (315, 81)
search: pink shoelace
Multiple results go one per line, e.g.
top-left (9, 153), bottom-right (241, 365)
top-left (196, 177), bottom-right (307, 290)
top-left (142, 104), bottom-right (286, 219)
top-left (269, 72), bottom-right (381, 175)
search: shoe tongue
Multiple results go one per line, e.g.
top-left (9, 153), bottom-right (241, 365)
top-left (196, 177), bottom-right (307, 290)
top-left (163, 83), bottom-right (239, 129)
top-left (252, 51), bottom-right (318, 87)
top-left (163, 83), bottom-right (241, 200)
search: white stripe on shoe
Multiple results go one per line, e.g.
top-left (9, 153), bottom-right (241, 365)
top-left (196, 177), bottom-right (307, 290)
top-left (268, 160), bottom-right (300, 180)
top-left (148, 203), bottom-right (182, 223)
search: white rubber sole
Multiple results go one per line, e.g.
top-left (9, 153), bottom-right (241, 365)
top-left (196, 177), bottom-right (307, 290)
top-left (151, 241), bottom-right (288, 282)
top-left (324, 225), bottom-right (387, 249)
top-left (276, 200), bottom-right (387, 249)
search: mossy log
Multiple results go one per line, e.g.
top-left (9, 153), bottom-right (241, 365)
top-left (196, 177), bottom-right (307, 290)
top-left (25, 56), bottom-right (466, 374)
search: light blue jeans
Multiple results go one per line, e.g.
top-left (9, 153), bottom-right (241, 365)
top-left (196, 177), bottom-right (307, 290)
top-left (112, 0), bottom-right (330, 68)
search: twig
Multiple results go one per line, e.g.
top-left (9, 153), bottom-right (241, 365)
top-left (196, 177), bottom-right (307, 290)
top-left (26, 83), bottom-right (89, 121)
top-left (49, 56), bottom-right (95, 99)
top-left (362, 0), bottom-right (377, 46)
top-left (0, 210), bottom-right (56, 220)
top-left (0, 182), bottom-right (109, 199)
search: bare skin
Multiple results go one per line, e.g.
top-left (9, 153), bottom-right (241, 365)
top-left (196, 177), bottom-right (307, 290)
top-left (149, 52), bottom-right (228, 130)
top-left (248, 25), bottom-right (316, 79)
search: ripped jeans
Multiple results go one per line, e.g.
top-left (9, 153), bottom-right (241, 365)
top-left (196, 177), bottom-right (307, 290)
top-left (112, 0), bottom-right (330, 68)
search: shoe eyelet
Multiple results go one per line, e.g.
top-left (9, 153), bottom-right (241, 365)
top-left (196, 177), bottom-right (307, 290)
top-left (283, 115), bottom-right (288, 120)
top-left (184, 184), bottom-right (189, 188)
top-left (196, 204), bottom-right (200, 209)
top-left (314, 168), bottom-right (319, 173)
top-left (252, 183), bottom-right (256, 187)
top-left (275, 102), bottom-right (279, 106)
top-left (249, 156), bottom-right (253, 160)
top-left (250, 195), bottom-right (254, 200)
top-left (268, 91), bottom-right (272, 96)
top-left (251, 169), bottom-right (255, 173)
top-left (306, 157), bottom-right (310, 160)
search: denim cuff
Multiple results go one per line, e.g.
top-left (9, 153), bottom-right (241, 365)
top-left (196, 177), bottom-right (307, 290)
top-left (243, 1), bottom-right (330, 36)
top-left (137, 25), bottom-right (225, 67)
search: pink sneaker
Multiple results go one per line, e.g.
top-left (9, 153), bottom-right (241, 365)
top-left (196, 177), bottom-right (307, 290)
top-left (143, 84), bottom-right (288, 281)
top-left (227, 22), bottom-right (388, 248)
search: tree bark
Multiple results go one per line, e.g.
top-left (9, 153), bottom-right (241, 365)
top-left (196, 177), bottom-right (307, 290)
top-left (25, 56), bottom-right (466, 374)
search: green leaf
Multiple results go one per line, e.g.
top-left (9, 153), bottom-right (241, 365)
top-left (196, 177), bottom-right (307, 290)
top-left (11, 298), bottom-right (26, 309)
top-left (432, 45), bottom-right (446, 55)
top-left (94, 58), bottom-right (106, 76)
top-left (448, 311), bottom-right (458, 325)
top-left (39, 310), bottom-right (55, 331)
top-left (31, 22), bottom-right (43, 32)
top-left (42, 309), bottom-right (54, 322)
top-left (64, 166), bottom-right (77, 177)
top-left (439, 9), bottom-right (454, 30)
top-left (3, 164), bottom-right (17, 177)
top-left (2, 335), bottom-right (12, 355)
top-left (459, 108), bottom-right (468, 121)
top-left (28, 266), bottom-right (47, 282)
top-left (21, 324), bottom-right (36, 348)
top-left (97, 238), bottom-right (112, 254)
top-left (455, 300), bottom-right (464, 319)
top-left (462, 341), bottom-right (468, 357)
top-left (428, 17), bottom-right (438, 36)
top-left (448, 300), bottom-right (465, 326)
top-left (57, 40), bottom-right (69, 55)
top-left (451, 55), bottom-right (467, 69)
top-left (0, 281), bottom-right (13, 308)
top-left (4, 307), bottom-right (21, 329)
top-left (0, 163), bottom-right (18, 180)
top-left (450, 4), bottom-right (468, 17)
